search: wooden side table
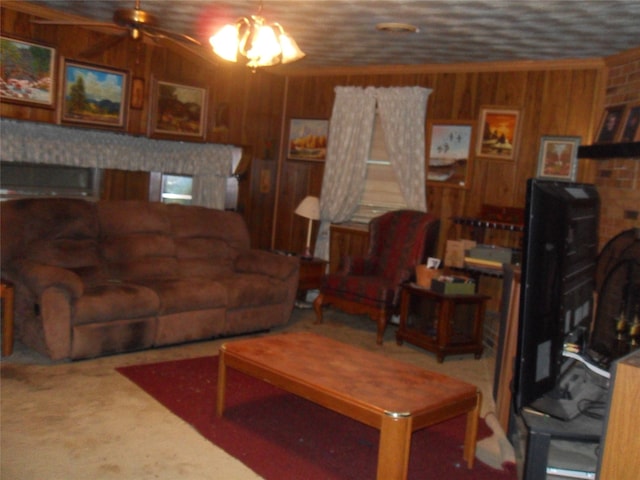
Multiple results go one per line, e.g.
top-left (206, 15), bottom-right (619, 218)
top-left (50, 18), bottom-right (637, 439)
top-left (1, 281), bottom-right (15, 357)
top-left (396, 283), bottom-right (490, 362)
top-left (297, 257), bottom-right (327, 302)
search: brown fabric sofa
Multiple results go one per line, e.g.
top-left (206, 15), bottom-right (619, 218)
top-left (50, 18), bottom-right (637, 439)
top-left (0, 198), bottom-right (299, 360)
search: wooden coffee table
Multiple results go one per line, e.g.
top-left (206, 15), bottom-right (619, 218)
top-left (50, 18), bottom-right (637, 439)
top-left (217, 332), bottom-right (481, 480)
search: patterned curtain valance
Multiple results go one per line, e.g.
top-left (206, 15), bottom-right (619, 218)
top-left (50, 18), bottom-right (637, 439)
top-left (0, 118), bottom-right (234, 177)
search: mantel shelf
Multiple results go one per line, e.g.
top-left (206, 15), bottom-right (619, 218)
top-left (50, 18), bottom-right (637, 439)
top-left (578, 142), bottom-right (640, 159)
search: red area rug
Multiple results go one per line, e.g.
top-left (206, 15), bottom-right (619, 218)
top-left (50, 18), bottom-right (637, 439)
top-left (117, 356), bottom-right (516, 480)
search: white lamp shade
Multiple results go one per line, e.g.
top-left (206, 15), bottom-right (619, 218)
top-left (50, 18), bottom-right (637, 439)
top-left (295, 196), bottom-right (320, 220)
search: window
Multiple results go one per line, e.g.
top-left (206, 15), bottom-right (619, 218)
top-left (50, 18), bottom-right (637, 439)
top-left (0, 162), bottom-right (101, 200)
top-left (159, 174), bottom-right (193, 205)
top-left (350, 115), bottom-right (407, 224)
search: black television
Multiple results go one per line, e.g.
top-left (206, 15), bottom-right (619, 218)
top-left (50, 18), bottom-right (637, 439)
top-left (513, 178), bottom-right (601, 417)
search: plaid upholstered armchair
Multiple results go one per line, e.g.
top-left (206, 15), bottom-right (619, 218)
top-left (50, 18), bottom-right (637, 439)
top-left (313, 210), bottom-right (440, 344)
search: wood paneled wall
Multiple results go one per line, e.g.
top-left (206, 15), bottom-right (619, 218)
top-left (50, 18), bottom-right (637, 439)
top-left (0, 3), bottom-right (285, 249)
top-left (1, 3), bottom-right (618, 258)
top-left (275, 64), bottom-right (605, 257)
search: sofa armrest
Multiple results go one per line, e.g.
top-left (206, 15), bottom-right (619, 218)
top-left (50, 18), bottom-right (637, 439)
top-left (234, 250), bottom-right (300, 280)
top-left (12, 259), bottom-right (84, 299)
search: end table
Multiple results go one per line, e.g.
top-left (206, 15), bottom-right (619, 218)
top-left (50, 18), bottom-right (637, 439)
top-left (297, 257), bottom-right (327, 304)
top-left (396, 283), bottom-right (490, 362)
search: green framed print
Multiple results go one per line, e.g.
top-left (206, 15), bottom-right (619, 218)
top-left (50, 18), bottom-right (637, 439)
top-left (61, 59), bottom-right (128, 128)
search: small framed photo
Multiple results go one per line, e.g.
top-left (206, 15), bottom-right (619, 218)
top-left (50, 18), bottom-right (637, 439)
top-left (149, 78), bottom-right (208, 140)
top-left (426, 120), bottom-right (475, 188)
top-left (288, 118), bottom-right (328, 161)
top-left (536, 136), bottom-right (581, 182)
top-left (0, 35), bottom-right (56, 108)
top-left (595, 104), bottom-right (625, 143)
top-left (476, 106), bottom-right (522, 160)
top-left (130, 77), bottom-right (144, 110)
top-left (60, 59), bottom-right (128, 128)
top-left (618, 102), bottom-right (640, 142)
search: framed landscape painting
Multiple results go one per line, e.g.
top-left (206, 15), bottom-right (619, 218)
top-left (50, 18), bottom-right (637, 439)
top-left (476, 106), bottom-right (522, 160)
top-left (0, 35), bottom-right (56, 107)
top-left (536, 136), bottom-right (580, 182)
top-left (60, 59), bottom-right (127, 128)
top-left (426, 120), bottom-right (475, 189)
top-left (149, 79), bottom-right (208, 140)
top-left (288, 118), bottom-right (328, 161)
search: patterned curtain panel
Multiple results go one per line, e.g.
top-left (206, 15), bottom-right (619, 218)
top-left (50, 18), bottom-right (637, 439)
top-left (375, 87), bottom-right (432, 212)
top-left (315, 86), bottom-right (377, 260)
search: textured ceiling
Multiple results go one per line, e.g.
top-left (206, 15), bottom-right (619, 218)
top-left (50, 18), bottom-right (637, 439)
top-left (24, 0), bottom-right (640, 70)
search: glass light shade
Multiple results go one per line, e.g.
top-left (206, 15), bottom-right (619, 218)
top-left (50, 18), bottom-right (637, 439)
top-left (209, 14), bottom-right (304, 68)
top-left (278, 30), bottom-right (305, 63)
top-left (209, 24), bottom-right (240, 62)
top-left (245, 23), bottom-right (281, 67)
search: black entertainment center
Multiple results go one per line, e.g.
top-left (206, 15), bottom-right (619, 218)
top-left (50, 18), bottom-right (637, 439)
top-left (515, 178), bottom-right (607, 420)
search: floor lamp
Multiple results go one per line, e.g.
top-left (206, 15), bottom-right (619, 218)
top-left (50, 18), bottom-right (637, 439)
top-left (294, 196), bottom-right (320, 259)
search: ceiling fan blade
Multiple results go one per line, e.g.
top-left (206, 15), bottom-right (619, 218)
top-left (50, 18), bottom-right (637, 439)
top-left (79, 33), bottom-right (128, 59)
top-left (144, 32), bottom-right (218, 67)
top-left (143, 25), bottom-right (201, 46)
top-left (31, 19), bottom-right (117, 27)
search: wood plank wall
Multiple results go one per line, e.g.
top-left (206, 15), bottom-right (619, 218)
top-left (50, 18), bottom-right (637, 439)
top-left (1, 3), bottom-right (612, 258)
top-left (275, 64), bottom-right (605, 257)
top-left (0, 3), bottom-right (284, 249)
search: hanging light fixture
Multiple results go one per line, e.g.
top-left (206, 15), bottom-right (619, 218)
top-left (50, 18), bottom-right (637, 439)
top-left (209, 3), bottom-right (305, 70)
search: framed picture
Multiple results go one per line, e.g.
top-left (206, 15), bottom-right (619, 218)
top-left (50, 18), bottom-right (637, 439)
top-left (426, 120), bottom-right (475, 188)
top-left (595, 104), bottom-right (625, 143)
top-left (618, 102), bottom-right (640, 142)
top-left (60, 59), bottom-right (127, 128)
top-left (288, 118), bottom-right (328, 161)
top-left (0, 35), bottom-right (56, 108)
top-left (536, 136), bottom-right (580, 182)
top-left (148, 78), bottom-right (208, 140)
top-left (476, 106), bottom-right (522, 160)
top-left (130, 77), bottom-right (144, 110)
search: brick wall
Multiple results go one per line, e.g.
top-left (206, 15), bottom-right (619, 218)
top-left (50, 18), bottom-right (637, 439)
top-left (593, 48), bottom-right (640, 249)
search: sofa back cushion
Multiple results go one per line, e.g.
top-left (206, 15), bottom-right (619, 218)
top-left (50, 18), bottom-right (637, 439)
top-left (98, 201), bottom-right (178, 281)
top-left (164, 204), bottom-right (250, 278)
top-left (0, 198), bottom-right (106, 285)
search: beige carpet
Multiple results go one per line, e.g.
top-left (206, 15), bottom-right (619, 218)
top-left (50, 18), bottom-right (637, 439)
top-left (0, 307), bottom-right (514, 479)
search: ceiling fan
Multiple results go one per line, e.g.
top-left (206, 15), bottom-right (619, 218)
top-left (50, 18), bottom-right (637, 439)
top-left (31, 0), bottom-right (203, 59)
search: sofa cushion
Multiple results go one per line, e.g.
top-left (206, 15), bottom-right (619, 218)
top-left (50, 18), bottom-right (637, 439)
top-left (173, 237), bottom-right (237, 278)
top-left (73, 283), bottom-right (160, 325)
top-left (142, 278), bottom-right (227, 314)
top-left (98, 201), bottom-right (178, 282)
top-left (221, 273), bottom-right (290, 308)
top-left (165, 204), bottom-right (250, 251)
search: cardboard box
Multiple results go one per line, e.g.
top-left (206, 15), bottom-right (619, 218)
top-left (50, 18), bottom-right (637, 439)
top-left (415, 266), bottom-right (443, 288)
top-left (431, 278), bottom-right (476, 295)
top-left (445, 239), bottom-right (476, 268)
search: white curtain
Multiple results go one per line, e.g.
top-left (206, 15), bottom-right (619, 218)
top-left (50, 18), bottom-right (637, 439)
top-left (314, 86), bottom-right (377, 260)
top-left (375, 87), bottom-right (432, 211)
top-left (314, 86), bottom-right (432, 260)
top-left (0, 118), bottom-right (235, 209)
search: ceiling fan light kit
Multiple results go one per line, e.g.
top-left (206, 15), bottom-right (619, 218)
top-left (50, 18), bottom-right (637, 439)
top-left (209, 13), bottom-right (305, 70)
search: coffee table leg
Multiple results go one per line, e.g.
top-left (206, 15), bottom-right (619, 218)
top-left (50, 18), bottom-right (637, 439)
top-left (216, 349), bottom-right (227, 417)
top-left (463, 391), bottom-right (482, 468)
top-left (377, 413), bottom-right (412, 480)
